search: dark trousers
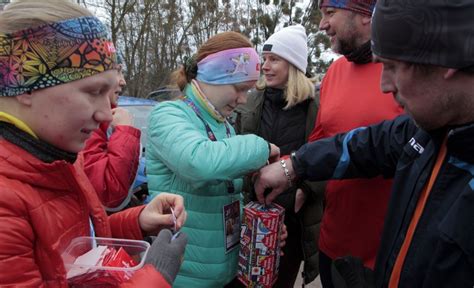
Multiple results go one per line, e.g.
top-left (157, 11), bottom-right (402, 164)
top-left (273, 210), bottom-right (303, 288)
top-left (319, 250), bottom-right (335, 288)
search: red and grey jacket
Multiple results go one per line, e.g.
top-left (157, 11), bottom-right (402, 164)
top-left (293, 115), bottom-right (474, 287)
top-left (78, 121), bottom-right (141, 209)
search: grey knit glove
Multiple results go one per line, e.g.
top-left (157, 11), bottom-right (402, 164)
top-left (144, 229), bottom-right (187, 285)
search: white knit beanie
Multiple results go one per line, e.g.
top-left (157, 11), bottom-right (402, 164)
top-left (262, 24), bottom-right (308, 73)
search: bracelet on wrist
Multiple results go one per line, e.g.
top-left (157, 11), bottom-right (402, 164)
top-left (279, 159), bottom-right (293, 187)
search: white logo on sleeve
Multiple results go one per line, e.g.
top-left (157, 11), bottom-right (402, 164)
top-left (409, 137), bottom-right (425, 154)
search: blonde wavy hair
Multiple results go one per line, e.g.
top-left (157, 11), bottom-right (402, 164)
top-left (0, 0), bottom-right (92, 33)
top-left (257, 64), bottom-right (317, 109)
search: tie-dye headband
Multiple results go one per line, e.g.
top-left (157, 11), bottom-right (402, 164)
top-left (319, 0), bottom-right (376, 16)
top-left (196, 47), bottom-right (260, 85)
top-left (0, 16), bottom-right (117, 97)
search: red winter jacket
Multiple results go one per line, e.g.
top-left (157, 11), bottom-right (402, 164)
top-left (0, 139), bottom-right (169, 287)
top-left (78, 122), bottom-right (141, 209)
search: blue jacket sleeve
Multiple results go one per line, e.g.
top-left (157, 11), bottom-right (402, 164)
top-left (294, 114), bottom-right (417, 181)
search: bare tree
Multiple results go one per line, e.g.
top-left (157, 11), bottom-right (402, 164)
top-left (80, 0), bottom-right (331, 97)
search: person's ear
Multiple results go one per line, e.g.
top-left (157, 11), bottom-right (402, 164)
top-left (444, 68), bottom-right (458, 79)
top-left (16, 91), bottom-right (33, 106)
top-left (361, 15), bottom-right (371, 25)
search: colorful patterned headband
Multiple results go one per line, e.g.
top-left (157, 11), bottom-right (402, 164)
top-left (319, 0), bottom-right (376, 16)
top-left (0, 16), bottom-right (117, 97)
top-left (196, 47), bottom-right (260, 85)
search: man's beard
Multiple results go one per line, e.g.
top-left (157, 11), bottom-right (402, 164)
top-left (335, 35), bottom-right (359, 56)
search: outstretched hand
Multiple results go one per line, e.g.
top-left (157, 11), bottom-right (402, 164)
top-left (254, 160), bottom-right (294, 205)
top-left (139, 192), bottom-right (187, 235)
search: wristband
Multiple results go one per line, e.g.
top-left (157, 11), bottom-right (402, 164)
top-left (279, 159), bottom-right (293, 187)
top-left (290, 151), bottom-right (303, 178)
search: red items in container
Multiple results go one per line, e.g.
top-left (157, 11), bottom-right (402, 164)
top-left (62, 237), bottom-right (150, 287)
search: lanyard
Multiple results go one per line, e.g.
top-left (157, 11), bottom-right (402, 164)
top-left (182, 97), bottom-right (231, 138)
top-left (89, 217), bottom-right (97, 248)
top-left (182, 97), bottom-right (235, 194)
top-left (389, 135), bottom-right (448, 287)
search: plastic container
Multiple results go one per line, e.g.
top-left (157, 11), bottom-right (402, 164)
top-left (62, 237), bottom-right (150, 287)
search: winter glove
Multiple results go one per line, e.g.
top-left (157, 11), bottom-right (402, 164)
top-left (331, 256), bottom-right (375, 288)
top-left (144, 229), bottom-right (187, 285)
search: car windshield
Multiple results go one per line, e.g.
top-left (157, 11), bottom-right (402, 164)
top-left (121, 105), bottom-right (154, 147)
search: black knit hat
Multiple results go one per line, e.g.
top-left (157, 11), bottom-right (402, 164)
top-left (371, 0), bottom-right (474, 71)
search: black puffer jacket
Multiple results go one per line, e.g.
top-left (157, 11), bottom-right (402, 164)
top-left (294, 114), bottom-right (474, 287)
top-left (234, 87), bottom-right (325, 285)
top-left (259, 88), bottom-right (310, 154)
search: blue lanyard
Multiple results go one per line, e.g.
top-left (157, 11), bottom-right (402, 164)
top-left (181, 97), bottom-right (235, 194)
top-left (181, 97), bottom-right (232, 138)
top-left (89, 217), bottom-right (97, 248)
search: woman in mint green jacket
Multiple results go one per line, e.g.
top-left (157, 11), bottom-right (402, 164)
top-left (146, 32), bottom-right (280, 287)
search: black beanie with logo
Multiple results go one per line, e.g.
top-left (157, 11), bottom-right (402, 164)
top-left (371, 0), bottom-right (474, 72)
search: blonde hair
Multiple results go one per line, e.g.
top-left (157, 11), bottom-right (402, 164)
top-left (170, 31), bottom-right (253, 91)
top-left (257, 64), bottom-right (317, 109)
top-left (0, 0), bottom-right (92, 33)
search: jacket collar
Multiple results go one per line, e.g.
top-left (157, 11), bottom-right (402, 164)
top-left (447, 122), bottom-right (474, 163)
top-left (264, 87), bottom-right (286, 107)
top-left (0, 122), bottom-right (77, 163)
top-left (0, 138), bottom-right (75, 190)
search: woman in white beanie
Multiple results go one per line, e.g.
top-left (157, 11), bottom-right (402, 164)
top-left (234, 24), bottom-right (324, 287)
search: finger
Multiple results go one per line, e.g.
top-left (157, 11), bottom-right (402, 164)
top-left (281, 227), bottom-right (288, 241)
top-left (279, 240), bottom-right (286, 248)
top-left (163, 193), bottom-right (184, 215)
top-left (173, 231), bottom-right (188, 246)
top-left (250, 172), bottom-right (258, 183)
top-left (155, 229), bottom-right (173, 243)
top-left (265, 186), bottom-right (286, 206)
top-left (172, 200), bottom-right (185, 219)
top-left (155, 193), bottom-right (174, 211)
top-left (175, 210), bottom-right (187, 230)
top-left (254, 176), bottom-right (266, 204)
top-left (149, 213), bottom-right (174, 230)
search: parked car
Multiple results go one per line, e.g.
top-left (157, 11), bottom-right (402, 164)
top-left (147, 87), bottom-right (181, 102)
top-left (117, 96), bottom-right (158, 205)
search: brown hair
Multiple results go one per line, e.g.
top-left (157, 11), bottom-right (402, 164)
top-left (170, 31), bottom-right (253, 91)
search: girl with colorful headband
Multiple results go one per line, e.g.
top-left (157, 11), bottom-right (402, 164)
top-left (146, 31), bottom-right (282, 287)
top-left (0, 1), bottom-right (187, 286)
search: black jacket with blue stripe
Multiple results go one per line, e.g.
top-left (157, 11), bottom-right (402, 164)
top-left (293, 115), bottom-right (474, 287)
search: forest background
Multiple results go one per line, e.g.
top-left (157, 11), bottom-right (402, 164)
top-left (78, 0), bottom-right (333, 98)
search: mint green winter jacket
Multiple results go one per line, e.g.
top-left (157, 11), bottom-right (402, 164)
top-left (146, 85), bottom-right (270, 287)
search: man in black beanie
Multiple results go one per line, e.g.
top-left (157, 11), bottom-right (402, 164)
top-left (254, 0), bottom-right (474, 287)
